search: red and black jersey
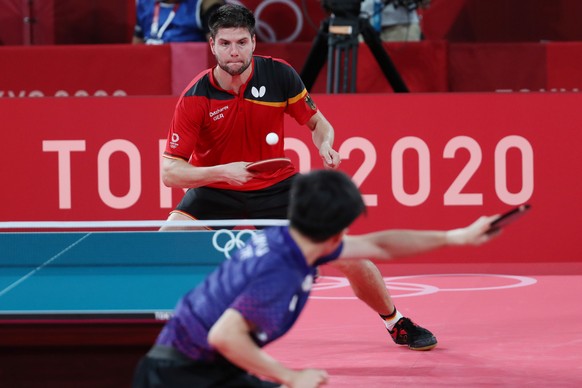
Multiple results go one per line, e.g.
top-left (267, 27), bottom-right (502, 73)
top-left (163, 55), bottom-right (318, 191)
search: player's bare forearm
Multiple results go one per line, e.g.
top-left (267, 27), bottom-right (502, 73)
top-left (307, 112), bottom-right (340, 168)
top-left (308, 112), bottom-right (334, 148)
top-left (340, 216), bottom-right (497, 261)
top-left (161, 157), bottom-right (253, 188)
top-left (341, 230), bottom-right (448, 260)
top-left (208, 309), bottom-right (324, 386)
top-left (212, 334), bottom-right (292, 385)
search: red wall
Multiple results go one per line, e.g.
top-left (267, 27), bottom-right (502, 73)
top-left (0, 44), bottom-right (173, 97)
top-left (4, 41), bottom-right (582, 95)
top-left (0, 0), bottom-right (134, 45)
top-left (423, 0), bottom-right (582, 42)
top-left (1, 93), bottom-right (580, 263)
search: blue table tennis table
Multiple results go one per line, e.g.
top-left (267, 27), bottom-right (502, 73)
top-left (0, 229), bottom-right (255, 387)
top-left (0, 230), bottom-right (244, 317)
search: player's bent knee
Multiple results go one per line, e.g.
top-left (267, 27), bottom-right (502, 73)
top-left (159, 211), bottom-right (199, 231)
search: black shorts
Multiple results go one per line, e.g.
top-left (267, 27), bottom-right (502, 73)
top-left (174, 175), bottom-right (296, 221)
top-left (132, 346), bottom-right (280, 388)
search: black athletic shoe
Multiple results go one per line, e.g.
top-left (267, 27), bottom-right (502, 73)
top-left (388, 317), bottom-right (438, 351)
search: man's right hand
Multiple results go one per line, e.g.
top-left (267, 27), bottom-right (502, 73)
top-left (445, 215), bottom-right (499, 246)
top-left (219, 161), bottom-right (255, 186)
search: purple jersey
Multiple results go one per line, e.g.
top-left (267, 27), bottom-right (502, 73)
top-left (156, 226), bottom-right (343, 361)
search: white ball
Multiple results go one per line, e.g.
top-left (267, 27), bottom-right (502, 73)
top-left (266, 132), bottom-right (279, 145)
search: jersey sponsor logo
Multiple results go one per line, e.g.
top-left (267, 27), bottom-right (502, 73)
top-left (209, 105), bottom-right (229, 122)
top-left (252, 232), bottom-right (270, 257)
top-left (305, 94), bottom-right (316, 110)
top-left (211, 229), bottom-right (256, 259)
top-left (169, 133), bottom-right (180, 149)
top-left (251, 86), bottom-right (266, 98)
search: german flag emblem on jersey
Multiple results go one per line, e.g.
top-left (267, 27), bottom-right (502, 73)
top-left (305, 94), bottom-right (317, 110)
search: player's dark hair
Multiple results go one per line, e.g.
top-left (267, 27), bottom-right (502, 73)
top-left (208, 3), bottom-right (255, 39)
top-left (289, 170), bottom-right (366, 242)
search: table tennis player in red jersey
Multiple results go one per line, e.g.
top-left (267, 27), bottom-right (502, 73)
top-left (161, 3), bottom-right (438, 351)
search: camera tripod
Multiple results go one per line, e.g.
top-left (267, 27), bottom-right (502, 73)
top-left (300, 15), bottom-right (409, 93)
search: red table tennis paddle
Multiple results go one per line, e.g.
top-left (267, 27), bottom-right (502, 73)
top-left (486, 204), bottom-right (531, 235)
top-left (246, 158), bottom-right (291, 173)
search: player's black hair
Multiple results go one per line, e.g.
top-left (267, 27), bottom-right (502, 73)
top-left (208, 3), bottom-right (255, 39)
top-left (289, 170), bottom-right (366, 242)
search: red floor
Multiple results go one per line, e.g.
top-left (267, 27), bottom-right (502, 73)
top-left (267, 263), bottom-right (582, 387)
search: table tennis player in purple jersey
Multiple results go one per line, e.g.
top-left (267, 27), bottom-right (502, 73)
top-left (133, 170), bottom-right (498, 388)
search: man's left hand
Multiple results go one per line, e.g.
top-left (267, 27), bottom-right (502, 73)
top-left (319, 143), bottom-right (341, 169)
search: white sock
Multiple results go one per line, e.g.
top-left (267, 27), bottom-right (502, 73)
top-left (381, 309), bottom-right (403, 331)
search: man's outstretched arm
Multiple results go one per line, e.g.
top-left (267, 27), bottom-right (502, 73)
top-left (340, 215), bottom-right (498, 261)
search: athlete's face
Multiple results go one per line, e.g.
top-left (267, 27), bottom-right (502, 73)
top-left (210, 27), bottom-right (256, 76)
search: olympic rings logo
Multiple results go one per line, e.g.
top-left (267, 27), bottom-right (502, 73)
top-left (311, 274), bottom-right (537, 299)
top-left (212, 229), bottom-right (256, 259)
top-left (231, 0), bottom-right (304, 42)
